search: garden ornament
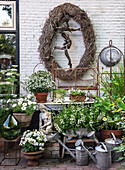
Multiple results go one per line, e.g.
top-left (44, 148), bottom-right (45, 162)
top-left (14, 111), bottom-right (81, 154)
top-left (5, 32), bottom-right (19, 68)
top-left (52, 133), bottom-right (76, 159)
top-left (39, 104), bottom-right (53, 134)
top-left (87, 131), bottom-right (99, 144)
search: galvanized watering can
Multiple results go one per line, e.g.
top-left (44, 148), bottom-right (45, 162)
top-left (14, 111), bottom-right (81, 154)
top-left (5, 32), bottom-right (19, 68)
top-left (52, 132), bottom-right (112, 169)
top-left (105, 132), bottom-right (123, 162)
top-left (95, 143), bottom-right (112, 170)
top-left (52, 133), bottom-right (96, 162)
top-left (75, 138), bottom-right (112, 170)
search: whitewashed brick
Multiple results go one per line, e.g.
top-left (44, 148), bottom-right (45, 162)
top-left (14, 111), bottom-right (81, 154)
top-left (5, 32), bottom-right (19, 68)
top-left (20, 0), bottom-right (125, 94)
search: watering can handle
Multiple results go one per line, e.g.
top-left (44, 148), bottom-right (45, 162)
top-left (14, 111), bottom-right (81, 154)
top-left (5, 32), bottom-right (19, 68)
top-left (81, 143), bottom-right (97, 163)
top-left (100, 142), bottom-right (108, 151)
top-left (110, 132), bottom-right (117, 142)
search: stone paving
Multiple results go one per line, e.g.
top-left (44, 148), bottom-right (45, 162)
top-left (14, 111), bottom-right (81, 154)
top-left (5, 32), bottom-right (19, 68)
top-left (0, 152), bottom-right (125, 170)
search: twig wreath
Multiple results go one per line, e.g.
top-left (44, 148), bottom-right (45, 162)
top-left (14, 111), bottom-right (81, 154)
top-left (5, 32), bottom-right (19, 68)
top-left (39, 3), bottom-right (96, 81)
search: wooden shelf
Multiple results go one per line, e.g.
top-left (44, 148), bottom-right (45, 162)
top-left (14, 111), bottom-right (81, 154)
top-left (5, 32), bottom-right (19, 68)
top-left (65, 138), bottom-right (94, 143)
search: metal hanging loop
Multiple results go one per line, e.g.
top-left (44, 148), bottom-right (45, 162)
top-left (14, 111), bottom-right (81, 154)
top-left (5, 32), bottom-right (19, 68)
top-left (33, 61), bottom-right (44, 73)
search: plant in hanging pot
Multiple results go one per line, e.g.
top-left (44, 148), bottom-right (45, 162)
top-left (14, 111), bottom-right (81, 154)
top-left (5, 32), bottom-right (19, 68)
top-left (7, 94), bottom-right (38, 127)
top-left (20, 129), bottom-right (47, 166)
top-left (22, 70), bottom-right (55, 103)
top-left (68, 88), bottom-right (86, 102)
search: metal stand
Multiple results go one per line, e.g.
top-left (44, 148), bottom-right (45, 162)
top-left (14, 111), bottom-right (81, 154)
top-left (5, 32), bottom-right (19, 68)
top-left (0, 136), bottom-right (21, 166)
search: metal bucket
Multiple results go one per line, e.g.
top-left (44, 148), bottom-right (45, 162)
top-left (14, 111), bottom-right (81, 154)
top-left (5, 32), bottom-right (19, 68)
top-left (76, 146), bottom-right (89, 166)
top-left (105, 138), bottom-right (123, 162)
top-left (95, 145), bottom-right (112, 170)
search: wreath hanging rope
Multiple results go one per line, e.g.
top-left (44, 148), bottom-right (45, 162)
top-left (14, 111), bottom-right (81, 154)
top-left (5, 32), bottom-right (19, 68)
top-left (39, 3), bottom-right (96, 81)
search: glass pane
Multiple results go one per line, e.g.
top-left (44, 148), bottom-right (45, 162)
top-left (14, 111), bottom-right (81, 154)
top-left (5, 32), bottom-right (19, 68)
top-left (0, 4), bottom-right (13, 27)
top-left (0, 34), bottom-right (16, 70)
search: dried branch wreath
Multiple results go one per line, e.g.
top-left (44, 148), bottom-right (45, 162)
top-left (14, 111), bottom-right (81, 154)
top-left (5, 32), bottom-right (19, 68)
top-left (39, 3), bottom-right (96, 81)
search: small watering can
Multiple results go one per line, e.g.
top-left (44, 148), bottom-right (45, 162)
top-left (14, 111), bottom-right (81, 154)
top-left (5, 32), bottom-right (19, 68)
top-left (105, 132), bottom-right (123, 162)
top-left (75, 139), bottom-right (96, 166)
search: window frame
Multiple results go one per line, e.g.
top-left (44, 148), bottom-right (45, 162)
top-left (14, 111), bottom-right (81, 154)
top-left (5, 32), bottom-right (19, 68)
top-left (0, 0), bottom-right (20, 93)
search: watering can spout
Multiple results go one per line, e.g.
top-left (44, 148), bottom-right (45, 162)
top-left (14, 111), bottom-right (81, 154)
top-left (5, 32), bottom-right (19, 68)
top-left (87, 131), bottom-right (99, 144)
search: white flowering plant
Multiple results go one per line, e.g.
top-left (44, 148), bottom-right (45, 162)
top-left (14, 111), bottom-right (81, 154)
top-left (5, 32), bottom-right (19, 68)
top-left (22, 70), bottom-right (55, 94)
top-left (68, 88), bottom-right (85, 96)
top-left (53, 104), bottom-right (92, 133)
top-left (7, 94), bottom-right (38, 115)
top-left (20, 129), bottom-right (47, 152)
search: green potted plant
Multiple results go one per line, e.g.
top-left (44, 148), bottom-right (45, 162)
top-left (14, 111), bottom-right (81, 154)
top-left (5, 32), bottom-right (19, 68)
top-left (22, 70), bottom-right (55, 103)
top-left (68, 88), bottom-right (86, 102)
top-left (53, 104), bottom-right (90, 135)
top-left (92, 94), bottom-right (125, 140)
top-left (7, 94), bottom-right (38, 127)
top-left (53, 88), bottom-right (67, 102)
top-left (20, 129), bottom-right (47, 166)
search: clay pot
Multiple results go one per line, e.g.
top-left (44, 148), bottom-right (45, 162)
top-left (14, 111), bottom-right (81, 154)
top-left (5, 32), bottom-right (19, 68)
top-left (34, 92), bottom-right (48, 103)
top-left (13, 113), bottom-right (33, 127)
top-left (21, 150), bottom-right (43, 166)
top-left (70, 94), bottom-right (86, 102)
top-left (101, 129), bottom-right (123, 141)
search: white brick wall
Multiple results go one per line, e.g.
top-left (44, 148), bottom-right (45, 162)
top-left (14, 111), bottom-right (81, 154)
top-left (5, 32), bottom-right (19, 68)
top-left (19, 0), bottom-right (125, 94)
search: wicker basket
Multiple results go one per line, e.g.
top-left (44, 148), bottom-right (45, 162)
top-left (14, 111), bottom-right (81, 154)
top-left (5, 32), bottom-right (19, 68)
top-left (70, 94), bottom-right (86, 102)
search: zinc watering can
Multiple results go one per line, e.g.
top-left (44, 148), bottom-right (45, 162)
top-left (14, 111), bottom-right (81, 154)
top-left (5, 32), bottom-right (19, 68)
top-left (105, 132), bottom-right (123, 162)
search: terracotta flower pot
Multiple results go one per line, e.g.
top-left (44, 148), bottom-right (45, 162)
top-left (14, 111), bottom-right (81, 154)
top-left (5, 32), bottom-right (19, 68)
top-left (13, 113), bottom-right (33, 127)
top-left (70, 94), bottom-right (86, 102)
top-left (101, 129), bottom-right (123, 141)
top-left (34, 92), bottom-right (48, 103)
top-left (21, 150), bottom-right (43, 166)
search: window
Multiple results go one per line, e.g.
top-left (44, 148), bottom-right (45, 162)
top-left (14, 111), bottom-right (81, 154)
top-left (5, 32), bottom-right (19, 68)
top-left (0, 0), bottom-right (19, 95)
top-left (0, 1), bottom-right (16, 30)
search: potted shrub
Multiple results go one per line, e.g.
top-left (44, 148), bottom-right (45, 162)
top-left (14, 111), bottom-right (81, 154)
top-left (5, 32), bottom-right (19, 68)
top-left (23, 70), bottom-right (55, 103)
top-left (68, 88), bottom-right (86, 102)
top-left (20, 129), bottom-right (47, 166)
top-left (7, 94), bottom-right (38, 127)
top-left (89, 67), bottom-right (125, 140)
top-left (93, 94), bottom-right (125, 140)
